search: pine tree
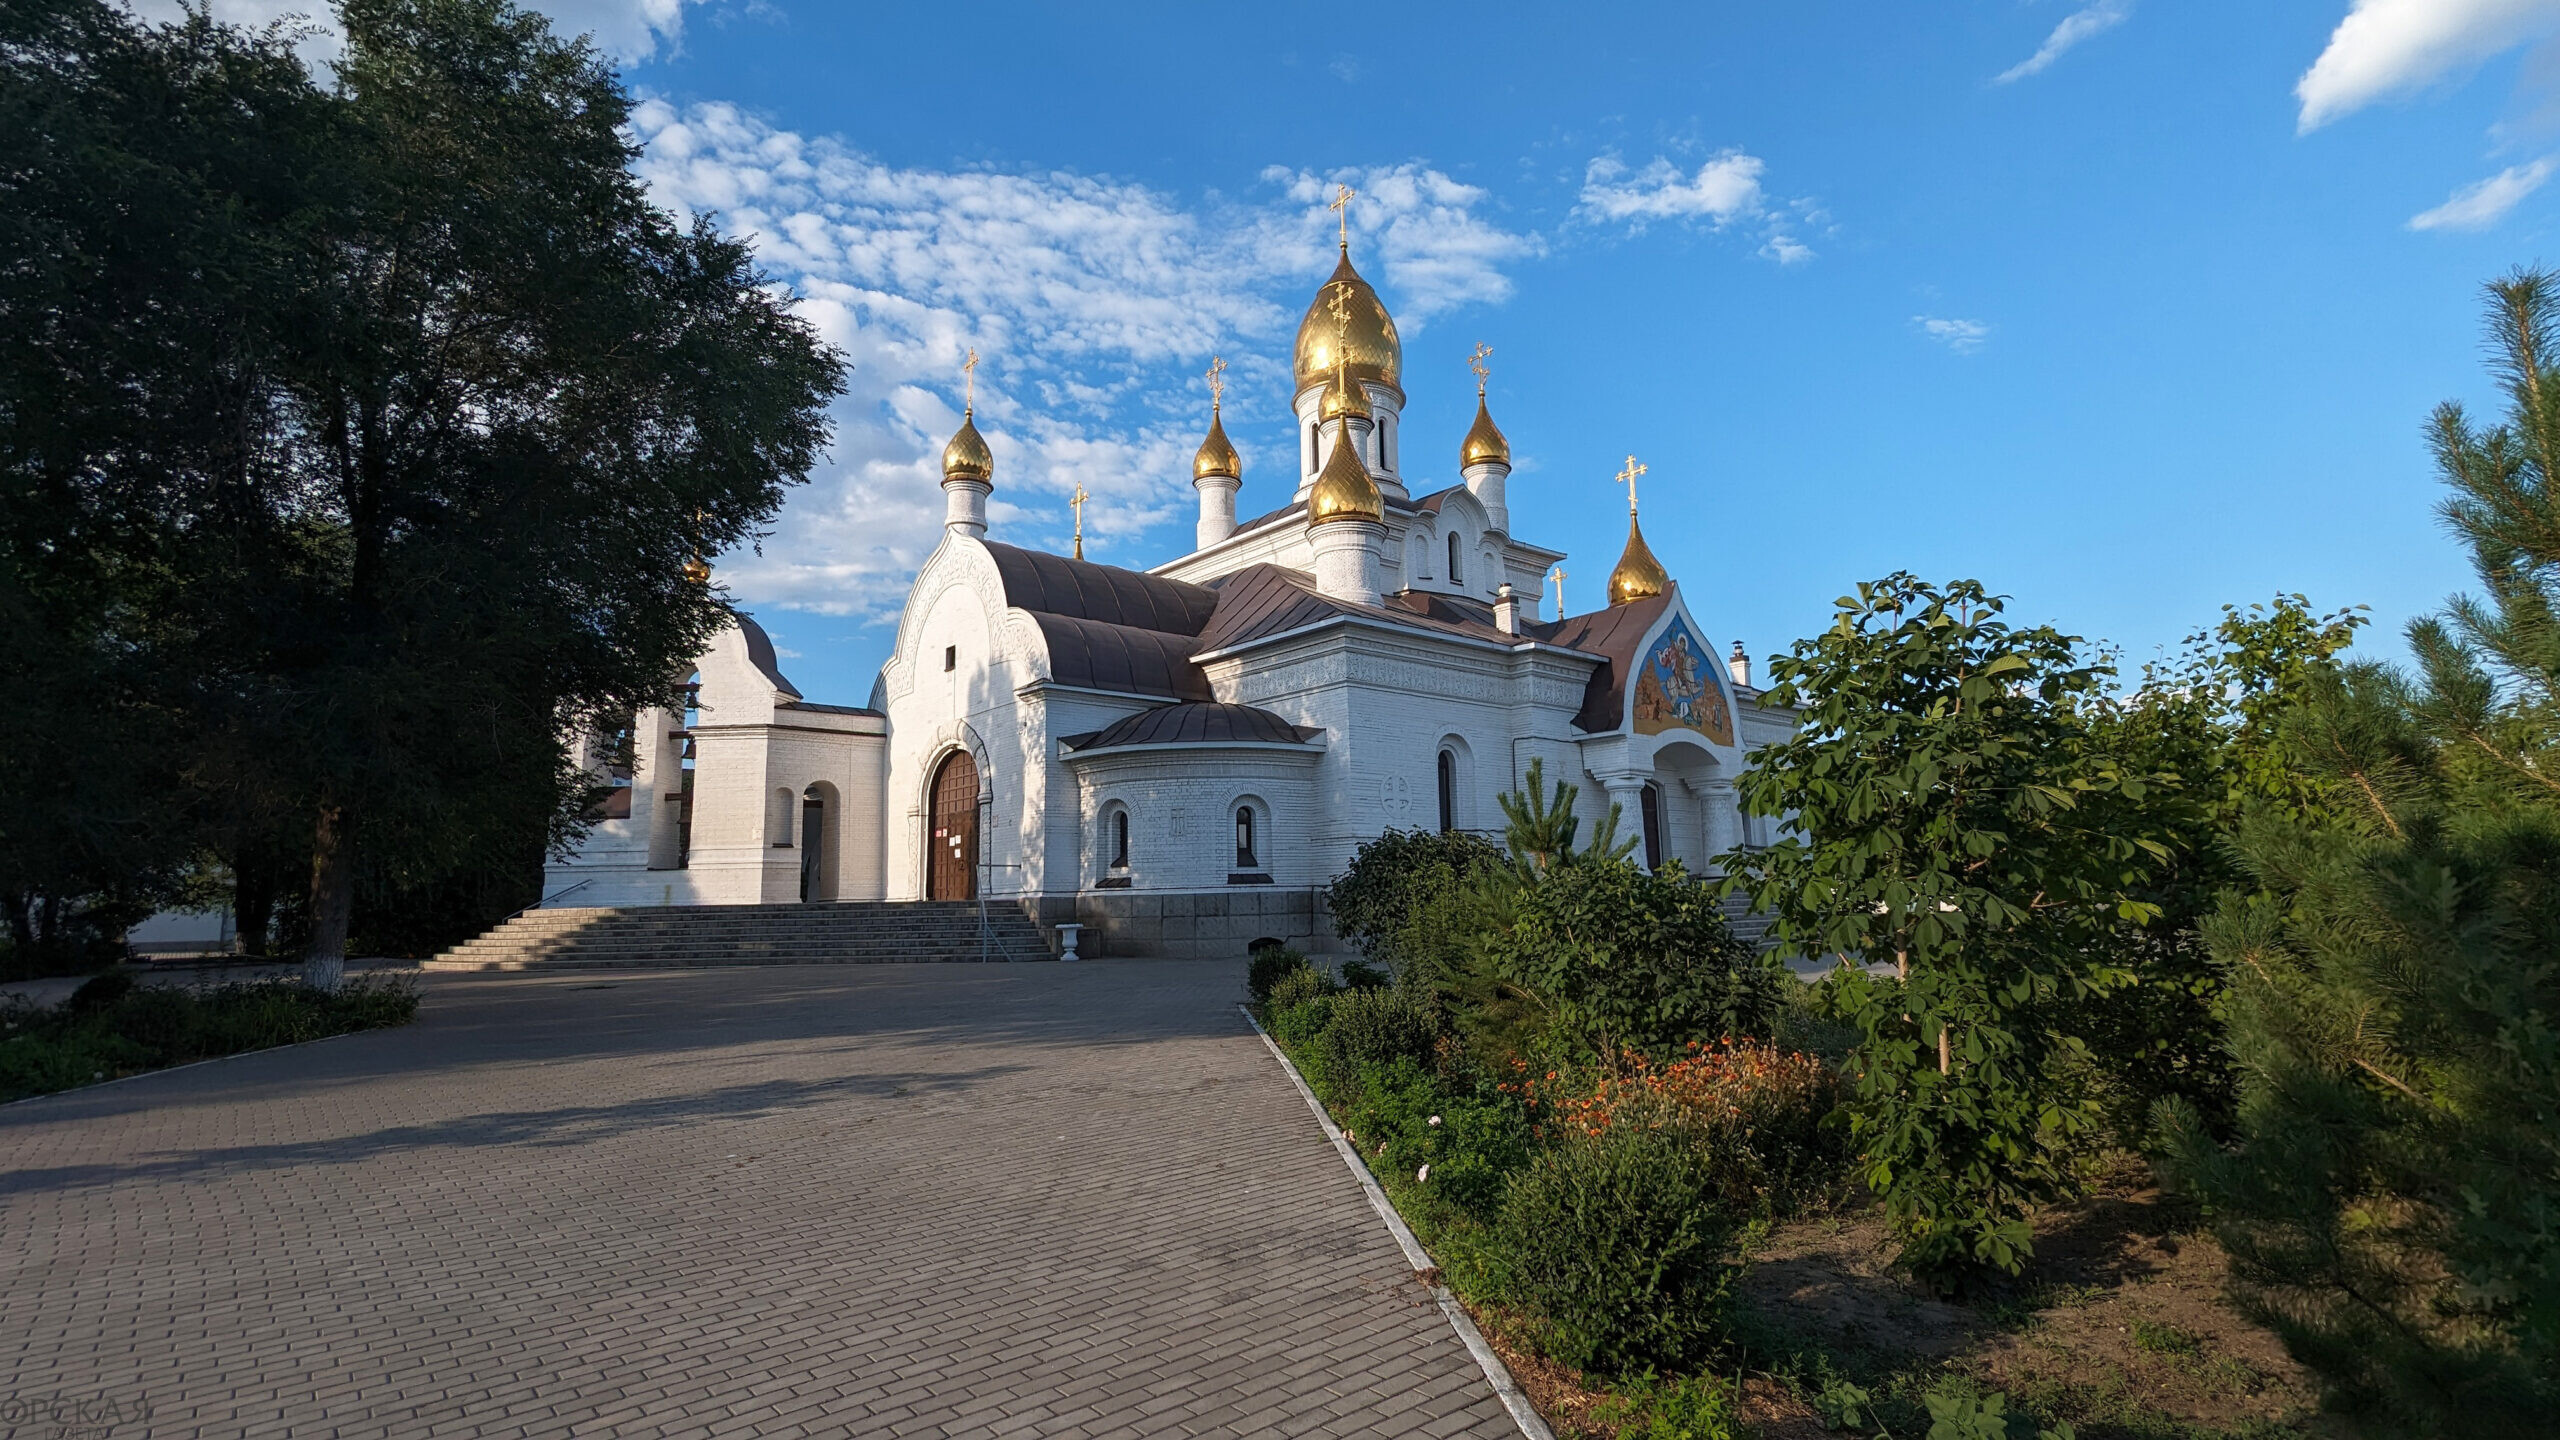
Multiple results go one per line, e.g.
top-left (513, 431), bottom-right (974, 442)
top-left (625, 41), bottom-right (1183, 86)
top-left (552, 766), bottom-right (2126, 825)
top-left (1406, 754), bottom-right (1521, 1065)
top-left (2165, 271), bottom-right (2560, 1434)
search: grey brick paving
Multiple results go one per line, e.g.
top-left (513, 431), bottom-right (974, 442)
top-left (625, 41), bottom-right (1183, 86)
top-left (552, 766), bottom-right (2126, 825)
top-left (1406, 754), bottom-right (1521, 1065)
top-left (0, 962), bottom-right (1517, 1439)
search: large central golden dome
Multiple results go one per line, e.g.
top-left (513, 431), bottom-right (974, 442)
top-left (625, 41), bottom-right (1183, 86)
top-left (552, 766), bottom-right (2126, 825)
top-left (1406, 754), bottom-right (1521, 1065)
top-left (1293, 248), bottom-right (1402, 395)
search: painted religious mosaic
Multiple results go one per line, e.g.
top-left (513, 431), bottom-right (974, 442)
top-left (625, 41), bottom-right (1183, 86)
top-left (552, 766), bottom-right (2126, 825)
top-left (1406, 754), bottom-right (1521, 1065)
top-left (1631, 615), bottom-right (1734, 744)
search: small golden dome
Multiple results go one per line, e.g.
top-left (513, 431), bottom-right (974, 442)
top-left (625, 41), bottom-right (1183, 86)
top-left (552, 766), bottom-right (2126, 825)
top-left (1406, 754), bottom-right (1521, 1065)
top-left (681, 555), bottom-right (712, 586)
top-left (1461, 394), bottom-right (1510, 468)
top-left (1318, 353), bottom-right (1372, 423)
top-left (1193, 408), bottom-right (1241, 481)
top-left (1293, 248), bottom-right (1402, 395)
top-left (1307, 423), bottom-right (1384, 526)
top-left (1607, 512), bottom-right (1670, 606)
top-left (942, 410), bottom-right (993, 485)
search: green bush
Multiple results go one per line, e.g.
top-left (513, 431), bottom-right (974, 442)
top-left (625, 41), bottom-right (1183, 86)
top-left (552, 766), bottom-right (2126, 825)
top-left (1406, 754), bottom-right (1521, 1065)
top-left (0, 973), bottom-right (421, 1101)
top-left (1491, 857), bottom-right (1783, 1061)
top-left (1265, 963), bottom-right (1336, 1016)
top-left (1247, 946), bottom-right (1310, 1003)
top-left (1494, 1122), bottom-right (1742, 1376)
top-left (1268, 991), bottom-right (1336, 1050)
top-left (1339, 958), bottom-right (1391, 990)
top-left (1325, 827), bottom-right (1503, 962)
top-left (1593, 1371), bottom-right (1742, 1440)
top-left (1317, 985), bottom-right (1439, 1095)
top-left (1345, 1057), bottom-right (1533, 1221)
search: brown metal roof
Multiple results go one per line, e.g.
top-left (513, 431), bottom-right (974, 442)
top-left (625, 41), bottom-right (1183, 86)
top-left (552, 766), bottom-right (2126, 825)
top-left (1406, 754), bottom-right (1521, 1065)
top-left (1060, 702), bottom-right (1322, 753)
top-left (985, 542), bottom-right (1220, 635)
top-left (1526, 592), bottom-right (1672, 733)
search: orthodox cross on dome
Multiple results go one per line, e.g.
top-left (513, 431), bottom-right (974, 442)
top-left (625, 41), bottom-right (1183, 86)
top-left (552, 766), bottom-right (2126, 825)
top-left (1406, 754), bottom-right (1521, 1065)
top-left (1205, 354), bottom-right (1226, 410)
top-left (1548, 564), bottom-right (1567, 617)
top-left (1468, 342), bottom-right (1492, 396)
top-left (1615, 454), bottom-right (1647, 515)
top-left (1070, 482), bottom-right (1090, 561)
top-left (962, 348), bottom-right (979, 415)
top-left (1330, 183), bottom-right (1356, 248)
top-left (1325, 278), bottom-right (1358, 337)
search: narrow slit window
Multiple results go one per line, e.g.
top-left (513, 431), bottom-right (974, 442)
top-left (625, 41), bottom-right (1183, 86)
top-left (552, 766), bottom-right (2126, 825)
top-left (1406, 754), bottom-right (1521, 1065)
top-left (1447, 533), bottom-right (1463, 586)
top-left (1111, 810), bottom-right (1130, 869)
top-left (1437, 751), bottom-right (1456, 833)
top-left (1235, 807), bottom-right (1257, 869)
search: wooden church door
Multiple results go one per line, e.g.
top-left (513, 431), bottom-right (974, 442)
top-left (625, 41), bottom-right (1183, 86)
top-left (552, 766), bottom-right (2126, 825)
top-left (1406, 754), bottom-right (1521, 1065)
top-left (927, 750), bottom-right (978, 900)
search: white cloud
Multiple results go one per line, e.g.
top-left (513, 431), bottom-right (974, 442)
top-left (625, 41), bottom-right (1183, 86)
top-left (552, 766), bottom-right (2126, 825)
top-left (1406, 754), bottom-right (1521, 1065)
top-left (1994, 1), bottom-right (2134, 85)
top-left (628, 101), bottom-right (1537, 620)
top-left (1575, 152), bottom-right (1818, 263)
top-left (1914, 316), bottom-right (1991, 353)
top-left (2408, 155), bottom-right (2558, 228)
top-left (2297, 0), bottom-right (2560, 132)
top-left (120, 0), bottom-right (701, 62)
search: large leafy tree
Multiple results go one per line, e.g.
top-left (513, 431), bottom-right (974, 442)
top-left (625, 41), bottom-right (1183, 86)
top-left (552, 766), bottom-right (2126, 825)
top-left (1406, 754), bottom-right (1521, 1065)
top-left (2167, 271), bottom-right (2560, 1435)
top-left (0, 0), bottom-right (328, 967)
top-left (1725, 575), bottom-right (2171, 1281)
top-left (3, 0), bottom-right (844, 983)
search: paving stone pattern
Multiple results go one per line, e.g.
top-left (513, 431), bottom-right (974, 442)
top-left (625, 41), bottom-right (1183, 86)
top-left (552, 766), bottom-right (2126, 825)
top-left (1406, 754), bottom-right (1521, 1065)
top-left (0, 962), bottom-right (1517, 1438)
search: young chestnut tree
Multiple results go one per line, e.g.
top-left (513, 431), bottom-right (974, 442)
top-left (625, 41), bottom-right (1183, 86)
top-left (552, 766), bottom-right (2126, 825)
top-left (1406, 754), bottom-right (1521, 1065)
top-left (1724, 575), bottom-right (2172, 1281)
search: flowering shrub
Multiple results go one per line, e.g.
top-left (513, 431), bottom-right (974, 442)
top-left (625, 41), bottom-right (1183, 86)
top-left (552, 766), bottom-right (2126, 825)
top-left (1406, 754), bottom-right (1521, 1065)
top-left (1512, 1040), bottom-right (1848, 1214)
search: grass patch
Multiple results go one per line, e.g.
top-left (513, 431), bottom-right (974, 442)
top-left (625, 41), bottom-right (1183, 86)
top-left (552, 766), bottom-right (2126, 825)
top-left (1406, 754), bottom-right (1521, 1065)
top-left (0, 971), bottom-right (420, 1101)
top-left (2131, 1318), bottom-right (2207, 1358)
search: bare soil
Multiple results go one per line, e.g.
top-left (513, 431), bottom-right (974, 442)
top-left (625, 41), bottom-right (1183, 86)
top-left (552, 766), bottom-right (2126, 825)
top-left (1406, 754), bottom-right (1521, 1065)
top-left (1472, 1172), bottom-right (2328, 1439)
top-left (1738, 1174), bottom-right (2327, 1437)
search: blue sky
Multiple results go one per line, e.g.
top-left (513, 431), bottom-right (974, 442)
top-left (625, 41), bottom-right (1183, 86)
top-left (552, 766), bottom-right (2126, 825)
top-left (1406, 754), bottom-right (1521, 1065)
top-left (162, 1), bottom-right (2560, 699)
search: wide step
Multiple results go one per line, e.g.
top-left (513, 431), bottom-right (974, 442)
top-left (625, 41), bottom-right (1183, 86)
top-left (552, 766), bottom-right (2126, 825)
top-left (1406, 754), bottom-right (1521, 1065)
top-left (426, 901), bottom-right (1052, 972)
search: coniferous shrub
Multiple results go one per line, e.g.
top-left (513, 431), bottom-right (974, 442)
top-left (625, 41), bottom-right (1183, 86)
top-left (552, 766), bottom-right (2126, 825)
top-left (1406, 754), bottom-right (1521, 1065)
top-left (1265, 963), bottom-right (1335, 1017)
top-left (2161, 270), bottom-right (2560, 1435)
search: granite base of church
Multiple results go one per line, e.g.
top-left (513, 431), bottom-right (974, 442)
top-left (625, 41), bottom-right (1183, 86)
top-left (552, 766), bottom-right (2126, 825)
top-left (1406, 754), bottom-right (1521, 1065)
top-left (1005, 889), bottom-right (1334, 962)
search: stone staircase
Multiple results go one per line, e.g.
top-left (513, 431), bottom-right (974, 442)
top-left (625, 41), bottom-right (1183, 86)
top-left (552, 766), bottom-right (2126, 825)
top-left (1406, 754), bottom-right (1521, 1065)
top-left (1719, 894), bottom-right (1778, 953)
top-left (425, 901), bottom-right (1053, 972)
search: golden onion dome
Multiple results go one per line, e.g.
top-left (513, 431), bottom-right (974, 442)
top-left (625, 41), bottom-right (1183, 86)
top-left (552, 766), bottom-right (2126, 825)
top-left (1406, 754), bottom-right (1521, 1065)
top-left (681, 554), bottom-right (712, 586)
top-left (1193, 408), bottom-right (1241, 481)
top-left (1293, 248), bottom-right (1402, 395)
top-left (941, 409), bottom-right (994, 485)
top-left (1607, 512), bottom-right (1671, 606)
top-left (1318, 353), bottom-right (1372, 423)
top-left (1307, 423), bottom-right (1384, 526)
top-left (1460, 394), bottom-right (1511, 468)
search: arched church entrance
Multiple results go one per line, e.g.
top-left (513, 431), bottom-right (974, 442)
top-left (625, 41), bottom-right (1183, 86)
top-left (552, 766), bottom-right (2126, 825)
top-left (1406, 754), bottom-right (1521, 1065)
top-left (927, 749), bottom-right (979, 900)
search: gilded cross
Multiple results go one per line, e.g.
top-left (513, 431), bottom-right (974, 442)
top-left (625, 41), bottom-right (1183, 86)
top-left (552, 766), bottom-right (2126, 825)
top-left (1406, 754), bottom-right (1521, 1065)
top-left (1325, 279), bottom-right (1357, 336)
top-left (1615, 454), bottom-right (1647, 514)
top-left (1205, 355), bottom-right (1226, 410)
top-left (1070, 483), bottom-right (1090, 560)
top-left (1468, 342), bottom-right (1492, 396)
top-left (1330, 183), bottom-right (1356, 247)
top-left (962, 348), bottom-right (979, 414)
top-left (1548, 565), bottom-right (1567, 617)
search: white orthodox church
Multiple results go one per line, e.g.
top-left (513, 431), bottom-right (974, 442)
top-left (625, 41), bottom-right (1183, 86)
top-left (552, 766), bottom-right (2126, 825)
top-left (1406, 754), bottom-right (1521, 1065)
top-left (544, 237), bottom-right (1796, 958)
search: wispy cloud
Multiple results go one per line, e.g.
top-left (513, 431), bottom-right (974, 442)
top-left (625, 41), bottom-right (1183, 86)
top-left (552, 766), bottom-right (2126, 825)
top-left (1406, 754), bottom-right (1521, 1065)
top-left (123, 0), bottom-right (704, 62)
top-left (2297, 0), bottom-right (2560, 132)
top-left (629, 101), bottom-right (1538, 620)
top-left (2408, 156), bottom-right (2558, 228)
top-left (1994, 1), bottom-right (2134, 85)
top-left (1913, 316), bottom-right (1991, 353)
top-left (1574, 151), bottom-right (1819, 263)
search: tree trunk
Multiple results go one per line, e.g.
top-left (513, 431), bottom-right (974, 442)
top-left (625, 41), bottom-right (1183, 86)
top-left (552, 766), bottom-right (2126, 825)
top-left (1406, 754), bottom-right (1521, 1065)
top-left (233, 863), bottom-right (276, 958)
top-left (1940, 1024), bottom-right (1953, 1075)
top-left (303, 800), bottom-right (356, 992)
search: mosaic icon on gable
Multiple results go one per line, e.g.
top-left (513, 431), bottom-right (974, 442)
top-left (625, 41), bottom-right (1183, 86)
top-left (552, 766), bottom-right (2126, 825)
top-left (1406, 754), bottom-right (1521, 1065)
top-left (1632, 615), bottom-right (1734, 745)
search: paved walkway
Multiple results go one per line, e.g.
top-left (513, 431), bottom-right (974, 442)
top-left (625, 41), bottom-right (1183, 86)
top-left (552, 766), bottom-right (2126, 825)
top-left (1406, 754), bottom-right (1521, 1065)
top-left (0, 963), bottom-right (1518, 1438)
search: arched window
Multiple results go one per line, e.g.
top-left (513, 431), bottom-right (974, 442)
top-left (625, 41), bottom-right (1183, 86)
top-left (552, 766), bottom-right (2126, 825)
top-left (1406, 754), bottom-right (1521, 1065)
top-left (1438, 751), bottom-right (1457, 833)
top-left (1447, 532), bottom-right (1464, 586)
top-left (1639, 783), bottom-right (1664, 872)
top-left (1111, 809), bottom-right (1130, 869)
top-left (1235, 806), bottom-right (1257, 868)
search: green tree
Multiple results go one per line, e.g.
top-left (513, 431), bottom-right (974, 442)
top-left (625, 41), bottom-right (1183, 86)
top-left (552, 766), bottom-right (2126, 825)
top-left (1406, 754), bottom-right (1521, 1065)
top-left (0, 0), bottom-right (330, 971)
top-left (2165, 270), bottom-right (2560, 1434)
top-left (2073, 598), bottom-right (2365, 1144)
top-left (1725, 575), bottom-right (2171, 1281)
top-left (1, 0), bottom-right (845, 984)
